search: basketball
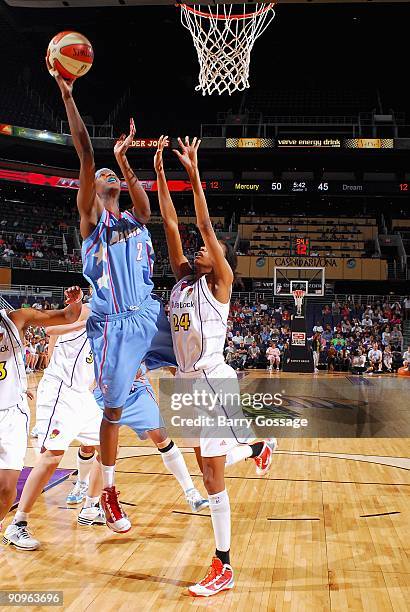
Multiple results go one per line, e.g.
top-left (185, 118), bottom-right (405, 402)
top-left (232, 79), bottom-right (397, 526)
top-left (47, 31), bottom-right (94, 80)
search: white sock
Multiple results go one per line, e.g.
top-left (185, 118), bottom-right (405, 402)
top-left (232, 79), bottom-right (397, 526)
top-left (225, 445), bottom-right (253, 467)
top-left (160, 442), bottom-right (194, 493)
top-left (101, 464), bottom-right (115, 488)
top-left (77, 451), bottom-right (95, 485)
top-left (84, 496), bottom-right (100, 509)
top-left (13, 510), bottom-right (28, 524)
top-left (209, 489), bottom-right (231, 553)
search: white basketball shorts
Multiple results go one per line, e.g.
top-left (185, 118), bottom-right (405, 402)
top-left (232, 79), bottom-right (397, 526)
top-left (36, 375), bottom-right (102, 451)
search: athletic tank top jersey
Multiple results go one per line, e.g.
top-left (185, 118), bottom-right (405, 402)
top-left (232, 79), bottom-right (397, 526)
top-left (44, 329), bottom-right (94, 391)
top-left (169, 275), bottom-right (230, 373)
top-left (0, 310), bottom-right (27, 410)
top-left (82, 208), bottom-right (155, 316)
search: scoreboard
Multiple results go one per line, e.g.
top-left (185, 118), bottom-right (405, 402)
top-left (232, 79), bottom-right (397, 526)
top-left (208, 180), bottom-right (409, 195)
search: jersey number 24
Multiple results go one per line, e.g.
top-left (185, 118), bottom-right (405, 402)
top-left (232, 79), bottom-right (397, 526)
top-left (173, 313), bottom-right (191, 332)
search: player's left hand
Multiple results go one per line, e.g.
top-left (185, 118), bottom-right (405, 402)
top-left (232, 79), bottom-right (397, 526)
top-left (114, 118), bottom-right (136, 157)
top-left (64, 286), bottom-right (84, 305)
top-left (154, 135), bottom-right (169, 173)
top-left (173, 137), bottom-right (201, 176)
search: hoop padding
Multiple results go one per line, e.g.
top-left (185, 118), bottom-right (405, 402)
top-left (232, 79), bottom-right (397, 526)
top-left (180, 3), bottom-right (276, 96)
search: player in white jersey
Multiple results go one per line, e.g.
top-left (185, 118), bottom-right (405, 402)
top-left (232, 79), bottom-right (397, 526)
top-left (155, 136), bottom-right (276, 597)
top-left (4, 303), bottom-right (104, 550)
top-left (0, 287), bottom-right (82, 531)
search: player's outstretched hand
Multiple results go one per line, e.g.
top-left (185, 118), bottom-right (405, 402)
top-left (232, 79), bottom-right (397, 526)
top-left (154, 135), bottom-right (169, 174)
top-left (173, 137), bottom-right (201, 176)
top-left (114, 118), bottom-right (136, 158)
top-left (64, 286), bottom-right (84, 305)
top-left (46, 51), bottom-right (74, 98)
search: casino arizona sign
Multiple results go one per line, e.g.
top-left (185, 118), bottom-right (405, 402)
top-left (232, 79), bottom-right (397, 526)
top-left (272, 257), bottom-right (337, 268)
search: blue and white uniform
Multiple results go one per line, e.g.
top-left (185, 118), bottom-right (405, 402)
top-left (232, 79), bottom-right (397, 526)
top-left (82, 208), bottom-right (176, 408)
top-left (0, 310), bottom-right (29, 471)
top-left (93, 364), bottom-right (163, 437)
top-left (36, 325), bottom-right (102, 451)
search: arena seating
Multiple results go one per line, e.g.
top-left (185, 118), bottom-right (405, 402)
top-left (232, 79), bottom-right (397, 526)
top-left (240, 215), bottom-right (378, 259)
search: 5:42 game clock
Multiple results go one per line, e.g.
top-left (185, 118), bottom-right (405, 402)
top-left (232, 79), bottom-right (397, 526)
top-left (291, 237), bottom-right (311, 256)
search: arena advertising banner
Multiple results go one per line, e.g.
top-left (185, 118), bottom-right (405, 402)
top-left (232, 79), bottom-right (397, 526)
top-left (344, 138), bottom-right (394, 149)
top-left (0, 168), bottom-right (203, 193)
top-left (226, 138), bottom-right (275, 148)
top-left (276, 137), bottom-right (342, 148)
top-left (0, 124), bottom-right (12, 136)
top-left (118, 138), bottom-right (170, 149)
top-left (12, 126), bottom-right (67, 145)
top-left (0, 124), bottom-right (405, 150)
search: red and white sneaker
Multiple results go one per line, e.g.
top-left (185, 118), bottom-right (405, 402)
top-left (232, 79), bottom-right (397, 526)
top-left (253, 438), bottom-right (278, 476)
top-left (188, 557), bottom-right (234, 597)
top-left (100, 486), bottom-right (131, 533)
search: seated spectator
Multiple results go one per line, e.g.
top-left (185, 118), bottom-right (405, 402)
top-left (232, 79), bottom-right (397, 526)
top-left (244, 332), bottom-right (255, 347)
top-left (381, 326), bottom-right (391, 347)
top-left (247, 342), bottom-right (261, 369)
top-left (390, 325), bottom-right (403, 350)
top-left (383, 346), bottom-right (393, 373)
top-left (331, 333), bottom-right (346, 351)
top-left (336, 347), bottom-right (351, 372)
top-left (402, 346), bottom-right (410, 368)
top-left (322, 325), bottom-right (333, 344)
top-left (266, 341), bottom-right (281, 372)
top-left (224, 340), bottom-right (236, 364)
top-left (351, 349), bottom-right (366, 374)
top-left (327, 345), bottom-right (337, 372)
top-left (236, 343), bottom-right (248, 370)
top-left (366, 343), bottom-right (383, 374)
top-left (313, 321), bottom-right (324, 334)
top-left (232, 331), bottom-right (244, 347)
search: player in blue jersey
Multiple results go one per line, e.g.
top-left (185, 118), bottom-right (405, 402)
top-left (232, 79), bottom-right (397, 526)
top-left (52, 72), bottom-right (175, 533)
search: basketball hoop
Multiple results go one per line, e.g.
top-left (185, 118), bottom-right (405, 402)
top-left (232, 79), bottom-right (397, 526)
top-left (292, 289), bottom-right (305, 317)
top-left (178, 3), bottom-right (276, 96)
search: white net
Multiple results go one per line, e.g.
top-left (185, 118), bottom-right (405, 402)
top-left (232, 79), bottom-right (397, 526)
top-left (180, 3), bottom-right (276, 96)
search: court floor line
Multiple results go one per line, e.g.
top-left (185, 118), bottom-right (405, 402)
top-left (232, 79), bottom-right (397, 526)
top-left (114, 469), bottom-right (410, 487)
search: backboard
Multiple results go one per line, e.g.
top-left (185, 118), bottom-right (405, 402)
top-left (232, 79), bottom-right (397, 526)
top-left (274, 266), bottom-right (325, 297)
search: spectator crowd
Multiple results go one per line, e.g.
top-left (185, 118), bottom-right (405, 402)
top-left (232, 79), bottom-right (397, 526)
top-left (223, 297), bottom-right (409, 374)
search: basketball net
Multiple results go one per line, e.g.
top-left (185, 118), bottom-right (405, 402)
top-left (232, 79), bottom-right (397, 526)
top-left (179, 3), bottom-right (276, 96)
top-left (292, 290), bottom-right (305, 317)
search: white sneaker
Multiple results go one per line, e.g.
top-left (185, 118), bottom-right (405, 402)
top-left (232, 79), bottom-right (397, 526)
top-left (66, 480), bottom-right (88, 505)
top-left (3, 523), bottom-right (40, 551)
top-left (185, 488), bottom-right (209, 512)
top-left (30, 426), bottom-right (39, 438)
top-left (77, 503), bottom-right (106, 526)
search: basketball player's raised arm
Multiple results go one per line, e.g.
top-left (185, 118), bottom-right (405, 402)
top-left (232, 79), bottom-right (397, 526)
top-left (45, 304), bottom-right (89, 336)
top-left (51, 71), bottom-right (98, 235)
top-left (10, 287), bottom-right (83, 331)
top-left (114, 118), bottom-right (150, 224)
top-left (154, 136), bottom-right (192, 280)
top-left (174, 137), bottom-right (233, 289)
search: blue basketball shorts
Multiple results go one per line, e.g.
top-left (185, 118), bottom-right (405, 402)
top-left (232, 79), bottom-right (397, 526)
top-left (87, 295), bottom-right (176, 408)
top-left (93, 372), bottom-right (164, 436)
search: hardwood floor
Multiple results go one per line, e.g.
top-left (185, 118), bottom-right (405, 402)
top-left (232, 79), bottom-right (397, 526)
top-left (1, 370), bottom-right (408, 611)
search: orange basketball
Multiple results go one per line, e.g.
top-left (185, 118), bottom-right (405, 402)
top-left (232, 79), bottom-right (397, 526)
top-left (47, 31), bottom-right (94, 80)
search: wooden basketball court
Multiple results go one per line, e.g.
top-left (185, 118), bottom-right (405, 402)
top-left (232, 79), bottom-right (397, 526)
top-left (1, 370), bottom-right (408, 611)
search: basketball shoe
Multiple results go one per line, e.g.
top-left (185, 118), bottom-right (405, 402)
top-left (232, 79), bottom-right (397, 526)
top-left (100, 486), bottom-right (131, 533)
top-left (189, 557), bottom-right (234, 597)
top-left (253, 438), bottom-right (278, 476)
top-left (66, 480), bottom-right (88, 505)
top-left (77, 503), bottom-right (106, 526)
top-left (185, 488), bottom-right (209, 512)
top-left (3, 522), bottom-right (40, 551)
